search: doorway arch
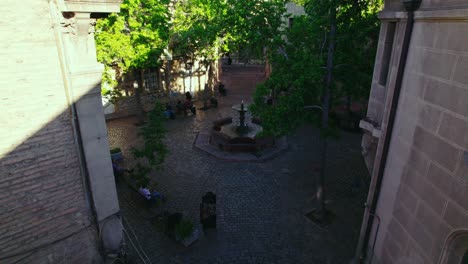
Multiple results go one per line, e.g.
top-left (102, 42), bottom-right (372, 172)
top-left (439, 230), bottom-right (468, 264)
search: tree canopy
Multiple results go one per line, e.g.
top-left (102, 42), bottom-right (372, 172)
top-left (94, 0), bottom-right (383, 136)
top-left (95, 0), bottom-right (171, 89)
top-left (171, 0), bottom-right (287, 62)
top-left (250, 0), bottom-right (383, 137)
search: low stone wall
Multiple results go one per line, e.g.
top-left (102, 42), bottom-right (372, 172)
top-left (105, 93), bottom-right (185, 120)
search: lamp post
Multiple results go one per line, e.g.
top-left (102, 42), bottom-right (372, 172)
top-left (185, 60), bottom-right (193, 95)
top-left (303, 104), bottom-right (330, 222)
top-left (161, 48), bottom-right (173, 94)
top-left (133, 71), bottom-right (145, 125)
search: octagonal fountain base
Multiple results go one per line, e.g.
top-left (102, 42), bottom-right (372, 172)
top-left (193, 117), bottom-right (288, 162)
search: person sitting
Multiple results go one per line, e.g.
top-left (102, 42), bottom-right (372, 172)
top-left (226, 53), bottom-right (232, 65)
top-left (185, 91), bottom-right (192, 101)
top-left (138, 187), bottom-right (165, 204)
top-left (184, 92), bottom-right (196, 115)
top-left (176, 100), bottom-right (185, 114)
top-left (138, 187), bottom-right (152, 200)
top-left (218, 82), bottom-right (227, 96)
top-left (112, 159), bottom-right (125, 182)
top-left (210, 97), bottom-right (218, 108)
top-left (163, 103), bottom-right (175, 119)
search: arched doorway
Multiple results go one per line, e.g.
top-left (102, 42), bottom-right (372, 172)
top-left (440, 230), bottom-right (468, 264)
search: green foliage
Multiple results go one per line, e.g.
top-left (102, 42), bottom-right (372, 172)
top-left (128, 163), bottom-right (152, 188)
top-left (132, 102), bottom-right (168, 167)
top-left (129, 102), bottom-right (168, 187)
top-left (251, 0), bottom-right (382, 136)
top-left (333, 0), bottom-right (382, 103)
top-left (110, 147), bottom-right (122, 154)
top-left (102, 86), bottom-right (124, 104)
top-left (175, 218), bottom-right (194, 240)
top-left (250, 15), bottom-right (325, 136)
top-left (95, 0), bottom-right (171, 94)
top-left (171, 0), bottom-right (287, 62)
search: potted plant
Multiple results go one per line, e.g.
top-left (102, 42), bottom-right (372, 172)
top-left (110, 147), bottom-right (123, 161)
top-left (175, 218), bottom-right (199, 247)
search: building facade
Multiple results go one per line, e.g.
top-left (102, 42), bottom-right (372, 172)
top-left (357, 0), bottom-right (468, 263)
top-left (0, 0), bottom-right (123, 262)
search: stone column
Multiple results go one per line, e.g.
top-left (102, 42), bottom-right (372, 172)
top-left (57, 0), bottom-right (123, 254)
top-left (61, 10), bottom-right (119, 222)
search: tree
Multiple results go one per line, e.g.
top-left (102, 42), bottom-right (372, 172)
top-left (251, 0), bottom-right (382, 221)
top-left (96, 0), bottom-right (171, 183)
top-left (95, 0), bottom-right (171, 124)
top-left (171, 0), bottom-right (287, 87)
top-left (130, 102), bottom-right (169, 188)
top-left (333, 0), bottom-right (381, 128)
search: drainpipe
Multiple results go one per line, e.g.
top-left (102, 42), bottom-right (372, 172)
top-left (354, 0), bottom-right (422, 262)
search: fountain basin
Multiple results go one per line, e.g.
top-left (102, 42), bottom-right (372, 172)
top-left (209, 117), bottom-right (274, 153)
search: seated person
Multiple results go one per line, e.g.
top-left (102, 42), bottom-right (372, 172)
top-left (185, 91), bottom-right (192, 101)
top-left (210, 97), bottom-right (218, 108)
top-left (218, 82), bottom-right (226, 96)
top-left (184, 98), bottom-right (196, 115)
top-left (176, 100), bottom-right (185, 114)
top-left (138, 187), bottom-right (152, 200)
top-left (138, 187), bottom-right (164, 203)
top-left (112, 159), bottom-right (125, 181)
top-left (112, 159), bottom-right (124, 176)
top-left (163, 103), bottom-right (175, 119)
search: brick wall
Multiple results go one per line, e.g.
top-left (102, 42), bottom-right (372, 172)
top-left (0, 0), bottom-right (100, 262)
top-left (368, 4), bottom-right (468, 264)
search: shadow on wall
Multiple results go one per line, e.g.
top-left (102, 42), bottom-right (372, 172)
top-left (0, 81), bottom-right (111, 263)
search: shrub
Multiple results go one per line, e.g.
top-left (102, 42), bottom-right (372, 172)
top-left (175, 218), bottom-right (194, 240)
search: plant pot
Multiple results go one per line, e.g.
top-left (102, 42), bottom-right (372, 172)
top-left (180, 228), bottom-right (200, 247)
top-left (111, 151), bottom-right (123, 161)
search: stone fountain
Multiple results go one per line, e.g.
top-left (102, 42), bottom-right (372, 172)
top-left (193, 100), bottom-right (288, 161)
top-left (218, 101), bottom-right (262, 140)
top-left (209, 101), bottom-right (272, 153)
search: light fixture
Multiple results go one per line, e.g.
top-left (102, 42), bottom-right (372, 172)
top-left (401, 0), bottom-right (422, 12)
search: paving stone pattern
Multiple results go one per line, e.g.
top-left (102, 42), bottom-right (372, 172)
top-left (107, 64), bottom-right (370, 264)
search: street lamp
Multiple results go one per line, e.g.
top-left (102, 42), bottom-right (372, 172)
top-left (303, 103), bottom-right (332, 224)
top-left (185, 60), bottom-right (193, 95)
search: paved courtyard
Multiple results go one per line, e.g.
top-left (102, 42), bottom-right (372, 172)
top-left (107, 64), bottom-right (369, 264)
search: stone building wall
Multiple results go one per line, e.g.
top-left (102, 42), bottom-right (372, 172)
top-left (360, 1), bottom-right (468, 263)
top-left (0, 0), bottom-right (101, 263)
top-left (0, 0), bottom-right (121, 263)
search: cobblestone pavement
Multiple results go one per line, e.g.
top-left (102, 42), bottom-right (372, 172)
top-left (107, 64), bottom-right (369, 264)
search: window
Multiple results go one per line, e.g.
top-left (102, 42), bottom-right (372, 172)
top-left (289, 17), bottom-right (294, 29)
top-left (144, 69), bottom-right (160, 92)
top-left (379, 22), bottom-right (396, 86)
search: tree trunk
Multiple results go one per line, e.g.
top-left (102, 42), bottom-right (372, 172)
top-left (346, 92), bottom-right (352, 115)
top-left (156, 66), bottom-right (163, 93)
top-left (198, 71), bottom-right (201, 93)
top-left (165, 60), bottom-right (172, 95)
top-left (207, 61), bottom-right (214, 89)
top-left (346, 90), bottom-right (352, 128)
top-left (134, 69), bottom-right (145, 125)
top-left (317, 1), bottom-right (336, 219)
